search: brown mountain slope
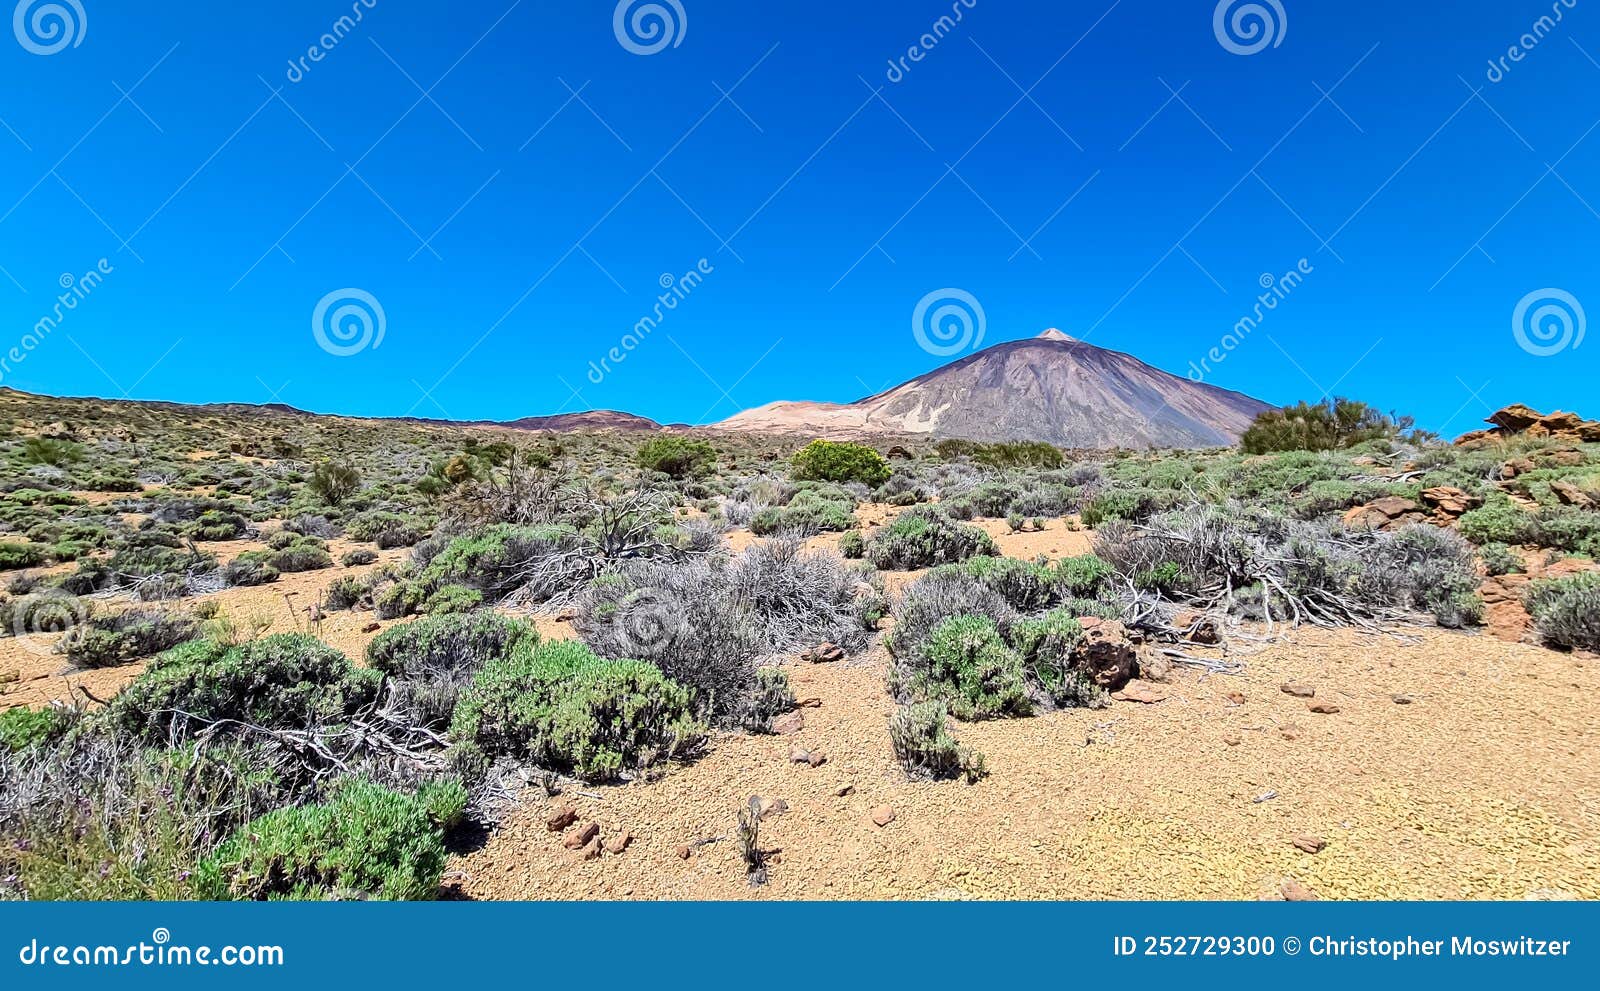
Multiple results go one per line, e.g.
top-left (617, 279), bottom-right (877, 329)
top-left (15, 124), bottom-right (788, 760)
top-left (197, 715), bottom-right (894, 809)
top-left (714, 330), bottom-right (1272, 448)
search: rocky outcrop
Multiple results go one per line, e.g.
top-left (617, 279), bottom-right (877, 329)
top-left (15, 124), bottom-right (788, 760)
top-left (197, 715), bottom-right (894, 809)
top-left (1342, 496), bottom-right (1427, 531)
top-left (1419, 486), bottom-right (1483, 522)
top-left (1457, 405), bottom-right (1600, 446)
top-left (1072, 617), bottom-right (1138, 689)
top-left (1550, 480), bottom-right (1597, 510)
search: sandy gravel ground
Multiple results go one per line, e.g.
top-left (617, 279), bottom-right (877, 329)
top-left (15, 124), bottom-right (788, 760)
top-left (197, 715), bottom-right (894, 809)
top-left (0, 532), bottom-right (413, 708)
top-left (7, 517), bottom-right (1596, 902)
top-left (453, 625), bottom-right (1598, 901)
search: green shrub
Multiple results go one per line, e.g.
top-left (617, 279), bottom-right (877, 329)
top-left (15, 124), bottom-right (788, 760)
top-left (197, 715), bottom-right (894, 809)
top-left (221, 552), bottom-right (279, 586)
top-left (186, 509), bottom-right (248, 541)
top-left (866, 506), bottom-right (997, 570)
top-left (1293, 479), bottom-right (1363, 517)
top-left (0, 541), bottom-right (47, 570)
top-left (342, 547), bottom-right (380, 567)
top-left (636, 437), bottom-right (718, 479)
top-left (81, 540), bottom-right (216, 593)
top-left (419, 524), bottom-right (581, 602)
top-left (196, 779), bottom-right (457, 901)
top-left (267, 536), bottom-right (334, 573)
top-left (888, 701), bottom-right (985, 782)
top-left (62, 609), bottom-right (199, 668)
top-left (421, 583), bottom-right (483, 614)
top-left (1458, 499), bottom-right (1540, 546)
top-left (308, 460), bottom-right (361, 506)
top-left (346, 511), bottom-right (425, 549)
top-left (322, 574), bottom-right (371, 611)
top-left (367, 611), bottom-right (535, 676)
top-left (1525, 572), bottom-right (1600, 651)
top-left (375, 579), bottom-right (424, 620)
top-left (791, 440), bottom-right (890, 486)
top-left (0, 705), bottom-right (70, 752)
top-left (907, 614), bottom-right (1030, 721)
top-left (368, 612), bottom-right (534, 729)
top-left (1241, 398), bottom-right (1410, 454)
top-left (21, 437), bottom-right (83, 466)
top-left (1008, 609), bottom-right (1107, 709)
top-left (109, 634), bottom-right (382, 743)
top-left (1479, 543), bottom-right (1524, 577)
top-left (744, 667), bottom-right (798, 733)
top-left (1054, 554), bottom-right (1111, 596)
top-left (1132, 561), bottom-right (1184, 593)
top-left (450, 639), bottom-right (705, 781)
top-left (84, 473), bottom-right (141, 492)
top-left (1535, 509), bottom-right (1600, 557)
top-left (957, 556), bottom-right (1055, 611)
top-left (839, 529), bottom-right (865, 559)
top-left (750, 488), bottom-right (856, 535)
top-left (1080, 489), bottom-right (1173, 526)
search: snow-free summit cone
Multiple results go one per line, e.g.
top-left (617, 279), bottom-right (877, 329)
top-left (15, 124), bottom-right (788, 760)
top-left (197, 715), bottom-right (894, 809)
top-left (714, 328), bottom-right (1272, 448)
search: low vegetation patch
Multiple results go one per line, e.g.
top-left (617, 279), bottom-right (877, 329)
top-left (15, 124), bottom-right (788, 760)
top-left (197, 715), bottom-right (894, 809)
top-left (791, 440), bottom-right (891, 487)
top-left (1524, 572), bottom-right (1600, 651)
top-left (449, 638), bottom-right (705, 782)
top-left (866, 506), bottom-right (997, 570)
top-left (109, 634), bottom-right (382, 744)
top-left (888, 701), bottom-right (985, 782)
top-left (196, 777), bottom-right (463, 901)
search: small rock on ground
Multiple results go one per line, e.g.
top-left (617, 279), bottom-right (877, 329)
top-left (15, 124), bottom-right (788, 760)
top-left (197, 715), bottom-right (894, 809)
top-left (1281, 878), bottom-right (1319, 901)
top-left (1293, 835), bottom-right (1326, 854)
top-left (563, 822), bottom-right (599, 850)
top-left (604, 831), bottom-right (634, 855)
top-left (1112, 680), bottom-right (1169, 704)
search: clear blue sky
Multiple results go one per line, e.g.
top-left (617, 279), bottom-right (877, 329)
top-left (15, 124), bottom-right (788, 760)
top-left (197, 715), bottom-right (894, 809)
top-left (0, 0), bottom-right (1595, 435)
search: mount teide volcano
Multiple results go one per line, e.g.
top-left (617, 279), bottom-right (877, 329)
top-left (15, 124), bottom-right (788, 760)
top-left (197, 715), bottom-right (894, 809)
top-left (714, 329), bottom-right (1273, 449)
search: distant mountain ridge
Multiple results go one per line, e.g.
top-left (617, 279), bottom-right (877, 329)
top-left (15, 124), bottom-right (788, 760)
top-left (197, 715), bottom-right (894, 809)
top-left (713, 329), bottom-right (1272, 448)
top-left (2, 330), bottom-right (1271, 448)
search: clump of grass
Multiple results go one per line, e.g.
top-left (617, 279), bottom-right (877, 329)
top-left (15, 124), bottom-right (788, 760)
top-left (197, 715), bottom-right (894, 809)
top-left (888, 701), bottom-right (985, 782)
